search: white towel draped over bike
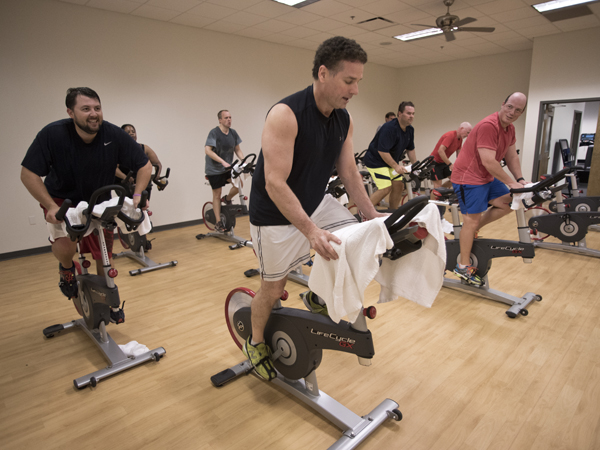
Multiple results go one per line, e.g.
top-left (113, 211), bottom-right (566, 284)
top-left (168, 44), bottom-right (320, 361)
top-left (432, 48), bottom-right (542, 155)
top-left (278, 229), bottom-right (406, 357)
top-left (309, 203), bottom-right (446, 324)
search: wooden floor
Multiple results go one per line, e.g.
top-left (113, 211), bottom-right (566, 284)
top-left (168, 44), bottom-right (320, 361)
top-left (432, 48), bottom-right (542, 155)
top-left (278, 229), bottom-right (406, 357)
top-left (1, 212), bottom-right (600, 450)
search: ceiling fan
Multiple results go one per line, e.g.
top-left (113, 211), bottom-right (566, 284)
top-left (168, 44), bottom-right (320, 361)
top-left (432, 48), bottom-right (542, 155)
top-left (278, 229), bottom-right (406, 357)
top-left (412, 0), bottom-right (495, 42)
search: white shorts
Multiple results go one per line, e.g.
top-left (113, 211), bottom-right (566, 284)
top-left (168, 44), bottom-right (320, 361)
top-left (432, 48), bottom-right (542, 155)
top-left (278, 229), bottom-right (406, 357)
top-left (250, 194), bottom-right (357, 281)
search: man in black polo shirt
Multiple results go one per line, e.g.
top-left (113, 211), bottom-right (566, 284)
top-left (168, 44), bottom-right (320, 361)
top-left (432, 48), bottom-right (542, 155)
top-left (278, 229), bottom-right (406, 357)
top-left (21, 87), bottom-right (151, 322)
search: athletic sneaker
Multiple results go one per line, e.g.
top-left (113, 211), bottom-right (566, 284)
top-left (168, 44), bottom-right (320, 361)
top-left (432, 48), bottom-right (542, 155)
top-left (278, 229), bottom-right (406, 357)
top-left (110, 302), bottom-right (125, 324)
top-left (453, 264), bottom-right (484, 287)
top-left (58, 263), bottom-right (78, 298)
top-left (243, 336), bottom-right (277, 381)
top-left (301, 291), bottom-right (329, 316)
top-left (214, 221), bottom-right (226, 232)
top-left (221, 196), bottom-right (232, 205)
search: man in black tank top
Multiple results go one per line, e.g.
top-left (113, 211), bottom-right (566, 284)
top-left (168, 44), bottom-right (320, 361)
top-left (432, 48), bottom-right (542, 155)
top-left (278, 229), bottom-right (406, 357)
top-left (243, 37), bottom-right (386, 381)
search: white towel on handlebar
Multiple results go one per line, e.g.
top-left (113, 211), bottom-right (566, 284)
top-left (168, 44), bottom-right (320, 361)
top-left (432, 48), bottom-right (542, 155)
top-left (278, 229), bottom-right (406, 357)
top-left (47, 197), bottom-right (151, 241)
top-left (308, 203), bottom-right (446, 324)
top-left (511, 182), bottom-right (538, 210)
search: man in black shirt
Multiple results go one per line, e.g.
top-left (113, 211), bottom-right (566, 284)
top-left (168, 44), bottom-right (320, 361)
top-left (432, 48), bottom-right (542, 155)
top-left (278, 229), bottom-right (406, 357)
top-left (245, 37), bottom-right (385, 380)
top-left (21, 87), bottom-right (151, 317)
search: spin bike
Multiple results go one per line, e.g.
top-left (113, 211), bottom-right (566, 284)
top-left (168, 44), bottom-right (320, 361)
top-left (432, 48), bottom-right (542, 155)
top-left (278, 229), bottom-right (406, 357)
top-left (196, 153), bottom-right (256, 248)
top-left (398, 156), bottom-right (435, 205)
top-left (432, 176), bottom-right (556, 318)
top-left (114, 165), bottom-right (178, 275)
top-left (526, 167), bottom-right (600, 258)
top-left (211, 196), bottom-right (432, 450)
top-left (43, 185), bottom-right (166, 389)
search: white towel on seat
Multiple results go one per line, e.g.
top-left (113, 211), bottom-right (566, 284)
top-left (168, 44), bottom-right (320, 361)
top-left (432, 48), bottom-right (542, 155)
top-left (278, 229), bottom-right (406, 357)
top-left (511, 182), bottom-right (538, 210)
top-left (47, 197), bottom-right (151, 241)
top-left (376, 203), bottom-right (446, 307)
top-left (309, 203), bottom-right (446, 323)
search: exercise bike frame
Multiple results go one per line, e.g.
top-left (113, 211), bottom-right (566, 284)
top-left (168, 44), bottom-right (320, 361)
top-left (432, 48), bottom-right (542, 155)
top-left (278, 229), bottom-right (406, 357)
top-left (42, 185), bottom-right (166, 389)
top-left (211, 196), bottom-right (432, 449)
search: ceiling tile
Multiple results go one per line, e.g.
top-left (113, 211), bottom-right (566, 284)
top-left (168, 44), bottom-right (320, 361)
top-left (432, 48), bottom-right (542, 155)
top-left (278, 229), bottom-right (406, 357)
top-left (254, 18), bottom-right (298, 32)
top-left (222, 10), bottom-right (270, 26)
top-left (170, 14), bottom-right (217, 28)
top-left (301, 0), bottom-right (355, 17)
top-left (503, 15), bottom-right (550, 29)
top-left (336, 0), bottom-right (381, 7)
top-left (331, 24), bottom-right (372, 37)
top-left (245, 0), bottom-right (292, 18)
top-left (360, 0), bottom-right (413, 16)
top-left (516, 23), bottom-right (561, 38)
top-left (131, 5), bottom-right (182, 21)
top-left (60, 0), bottom-right (89, 5)
top-left (205, 0), bottom-right (263, 10)
top-left (474, 0), bottom-right (530, 15)
top-left (330, 8), bottom-right (376, 25)
top-left (86, 0), bottom-right (141, 14)
top-left (280, 25), bottom-right (321, 38)
top-left (273, 9), bottom-right (322, 25)
top-left (203, 20), bottom-right (249, 34)
top-left (146, 0), bottom-right (203, 13)
top-left (490, 6), bottom-right (539, 23)
top-left (304, 17), bottom-right (348, 32)
top-left (552, 14), bottom-right (600, 31)
top-left (186, 2), bottom-right (238, 20)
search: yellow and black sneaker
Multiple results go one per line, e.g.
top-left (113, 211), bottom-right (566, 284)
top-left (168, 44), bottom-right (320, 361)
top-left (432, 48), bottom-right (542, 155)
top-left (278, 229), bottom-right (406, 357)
top-left (243, 336), bottom-right (277, 381)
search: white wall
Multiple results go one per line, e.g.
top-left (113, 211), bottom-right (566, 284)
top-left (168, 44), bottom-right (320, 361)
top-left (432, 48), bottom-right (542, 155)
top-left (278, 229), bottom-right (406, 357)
top-left (397, 50), bottom-right (533, 163)
top-left (0, 0), bottom-right (400, 254)
top-left (522, 27), bottom-right (600, 180)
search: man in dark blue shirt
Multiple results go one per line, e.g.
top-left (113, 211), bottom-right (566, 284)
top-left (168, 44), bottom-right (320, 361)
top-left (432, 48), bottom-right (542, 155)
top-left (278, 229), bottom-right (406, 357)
top-left (363, 101), bottom-right (417, 209)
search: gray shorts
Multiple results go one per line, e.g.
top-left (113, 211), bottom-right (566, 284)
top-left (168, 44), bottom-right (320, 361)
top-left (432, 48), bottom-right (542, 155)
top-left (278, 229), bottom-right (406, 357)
top-left (250, 194), bottom-right (357, 281)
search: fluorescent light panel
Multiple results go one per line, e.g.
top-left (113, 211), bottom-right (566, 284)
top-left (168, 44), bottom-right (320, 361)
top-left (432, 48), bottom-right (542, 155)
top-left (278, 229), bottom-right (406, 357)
top-left (394, 28), bottom-right (443, 41)
top-left (532, 0), bottom-right (597, 13)
top-left (272, 0), bottom-right (315, 6)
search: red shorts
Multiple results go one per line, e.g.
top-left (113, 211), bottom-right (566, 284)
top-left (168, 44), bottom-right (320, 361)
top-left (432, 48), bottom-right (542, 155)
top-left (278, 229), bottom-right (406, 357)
top-left (42, 198), bottom-right (114, 260)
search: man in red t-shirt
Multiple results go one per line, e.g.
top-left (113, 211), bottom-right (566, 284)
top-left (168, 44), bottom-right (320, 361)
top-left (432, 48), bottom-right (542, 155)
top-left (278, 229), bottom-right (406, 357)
top-left (450, 92), bottom-right (529, 286)
top-left (429, 122), bottom-right (472, 193)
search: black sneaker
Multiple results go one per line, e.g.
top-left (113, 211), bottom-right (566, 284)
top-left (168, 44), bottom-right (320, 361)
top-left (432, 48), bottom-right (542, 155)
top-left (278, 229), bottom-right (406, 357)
top-left (58, 263), bottom-right (78, 298)
top-left (110, 302), bottom-right (125, 324)
top-left (215, 221), bottom-right (226, 232)
top-left (221, 196), bottom-right (232, 205)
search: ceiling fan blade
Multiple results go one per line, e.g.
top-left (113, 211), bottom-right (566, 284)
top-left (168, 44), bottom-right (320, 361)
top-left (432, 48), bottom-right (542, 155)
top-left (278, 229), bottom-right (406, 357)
top-left (444, 31), bottom-right (456, 42)
top-left (458, 26), bottom-right (495, 33)
top-left (453, 17), bottom-right (477, 27)
top-left (412, 23), bottom-right (437, 28)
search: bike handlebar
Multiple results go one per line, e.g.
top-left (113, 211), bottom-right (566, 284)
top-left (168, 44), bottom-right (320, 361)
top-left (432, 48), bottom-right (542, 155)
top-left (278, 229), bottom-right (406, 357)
top-left (384, 195), bottom-right (429, 236)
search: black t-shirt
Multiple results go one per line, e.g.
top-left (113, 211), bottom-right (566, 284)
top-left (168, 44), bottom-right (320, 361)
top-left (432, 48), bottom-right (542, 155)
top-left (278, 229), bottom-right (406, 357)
top-left (22, 119), bottom-right (148, 204)
top-left (250, 85), bottom-right (350, 226)
top-left (363, 119), bottom-right (415, 168)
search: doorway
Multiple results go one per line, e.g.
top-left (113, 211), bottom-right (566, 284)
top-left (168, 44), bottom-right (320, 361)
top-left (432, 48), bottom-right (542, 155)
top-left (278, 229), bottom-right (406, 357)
top-left (531, 98), bottom-right (600, 182)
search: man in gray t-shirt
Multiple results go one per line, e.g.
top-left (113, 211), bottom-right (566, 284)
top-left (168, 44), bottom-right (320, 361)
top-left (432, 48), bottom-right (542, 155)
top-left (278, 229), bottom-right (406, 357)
top-left (204, 109), bottom-right (244, 232)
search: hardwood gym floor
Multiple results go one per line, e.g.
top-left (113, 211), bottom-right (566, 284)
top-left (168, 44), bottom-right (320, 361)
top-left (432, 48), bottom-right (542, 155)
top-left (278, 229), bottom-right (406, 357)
top-left (1, 213), bottom-right (599, 450)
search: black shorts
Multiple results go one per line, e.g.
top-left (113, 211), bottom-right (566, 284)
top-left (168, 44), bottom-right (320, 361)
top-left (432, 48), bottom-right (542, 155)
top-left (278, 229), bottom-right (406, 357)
top-left (206, 171), bottom-right (232, 189)
top-left (429, 162), bottom-right (451, 181)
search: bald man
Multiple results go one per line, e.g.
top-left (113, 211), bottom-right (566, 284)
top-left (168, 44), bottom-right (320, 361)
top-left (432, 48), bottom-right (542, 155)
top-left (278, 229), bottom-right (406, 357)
top-left (450, 92), bottom-right (529, 286)
top-left (429, 122), bottom-right (472, 195)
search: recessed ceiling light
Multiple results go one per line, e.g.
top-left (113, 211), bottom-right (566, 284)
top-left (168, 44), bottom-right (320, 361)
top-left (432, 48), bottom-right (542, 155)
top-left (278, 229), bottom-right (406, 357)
top-left (532, 0), bottom-right (597, 13)
top-left (272, 0), bottom-right (321, 7)
top-left (394, 28), bottom-right (443, 41)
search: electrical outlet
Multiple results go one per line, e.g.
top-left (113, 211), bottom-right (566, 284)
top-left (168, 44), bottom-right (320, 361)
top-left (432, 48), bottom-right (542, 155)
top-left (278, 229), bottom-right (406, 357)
top-left (28, 216), bottom-right (36, 225)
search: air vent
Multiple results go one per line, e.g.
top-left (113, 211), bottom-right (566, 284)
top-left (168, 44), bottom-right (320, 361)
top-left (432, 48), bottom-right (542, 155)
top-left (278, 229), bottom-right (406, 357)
top-left (356, 17), bottom-right (395, 31)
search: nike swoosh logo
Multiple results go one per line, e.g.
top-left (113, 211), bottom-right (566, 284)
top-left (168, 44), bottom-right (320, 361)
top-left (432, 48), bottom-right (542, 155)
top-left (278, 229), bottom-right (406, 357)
top-left (104, 142), bottom-right (112, 146)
